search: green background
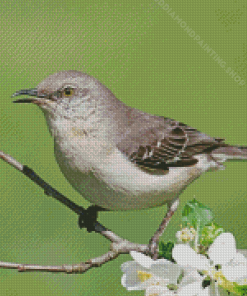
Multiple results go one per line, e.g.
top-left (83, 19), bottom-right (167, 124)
top-left (0, 0), bottom-right (246, 295)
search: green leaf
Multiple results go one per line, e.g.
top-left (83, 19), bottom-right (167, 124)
top-left (182, 198), bottom-right (213, 233)
top-left (159, 241), bottom-right (175, 262)
top-left (200, 222), bottom-right (224, 247)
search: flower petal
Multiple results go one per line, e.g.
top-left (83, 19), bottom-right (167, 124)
top-left (234, 252), bottom-right (247, 264)
top-left (180, 268), bottom-right (204, 287)
top-left (130, 251), bottom-right (153, 269)
top-left (172, 244), bottom-right (209, 270)
top-left (143, 276), bottom-right (171, 289)
top-left (121, 260), bottom-right (139, 273)
top-left (221, 264), bottom-right (247, 282)
top-left (151, 261), bottom-right (182, 285)
top-left (145, 285), bottom-right (172, 296)
top-left (121, 273), bottom-right (146, 291)
top-left (208, 233), bottom-right (236, 265)
top-left (121, 261), bottom-right (149, 290)
top-left (178, 281), bottom-right (208, 296)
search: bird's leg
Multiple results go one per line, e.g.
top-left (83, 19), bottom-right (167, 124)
top-left (78, 205), bottom-right (107, 232)
top-left (149, 198), bottom-right (180, 260)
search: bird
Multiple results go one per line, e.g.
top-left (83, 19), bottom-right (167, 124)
top-left (12, 70), bottom-right (247, 254)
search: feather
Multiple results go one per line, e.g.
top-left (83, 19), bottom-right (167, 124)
top-left (117, 117), bottom-right (228, 172)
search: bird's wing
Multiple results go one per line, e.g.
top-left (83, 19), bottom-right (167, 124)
top-left (117, 116), bottom-right (226, 170)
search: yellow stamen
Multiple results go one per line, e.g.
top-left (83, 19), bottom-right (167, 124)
top-left (137, 270), bottom-right (152, 282)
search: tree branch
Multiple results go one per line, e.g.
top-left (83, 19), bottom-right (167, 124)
top-left (0, 150), bottom-right (149, 273)
top-left (0, 240), bottom-right (148, 273)
top-left (149, 198), bottom-right (180, 259)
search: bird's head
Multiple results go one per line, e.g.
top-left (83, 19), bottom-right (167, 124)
top-left (12, 70), bottom-right (116, 119)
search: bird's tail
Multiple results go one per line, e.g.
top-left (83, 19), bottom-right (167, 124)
top-left (211, 145), bottom-right (247, 162)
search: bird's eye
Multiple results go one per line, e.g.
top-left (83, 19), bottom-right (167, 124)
top-left (63, 87), bottom-right (74, 96)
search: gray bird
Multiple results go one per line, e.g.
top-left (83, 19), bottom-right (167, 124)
top-left (12, 70), bottom-right (247, 246)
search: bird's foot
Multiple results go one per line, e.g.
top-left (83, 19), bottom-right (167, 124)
top-left (78, 205), bottom-right (106, 232)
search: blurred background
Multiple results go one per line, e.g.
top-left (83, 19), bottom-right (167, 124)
top-left (0, 0), bottom-right (246, 295)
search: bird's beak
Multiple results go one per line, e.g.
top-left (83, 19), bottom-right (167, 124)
top-left (12, 88), bottom-right (46, 104)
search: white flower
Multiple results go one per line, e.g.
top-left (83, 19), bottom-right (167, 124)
top-left (121, 251), bottom-right (181, 292)
top-left (172, 233), bottom-right (247, 295)
top-left (121, 233), bottom-right (246, 295)
top-left (208, 233), bottom-right (247, 284)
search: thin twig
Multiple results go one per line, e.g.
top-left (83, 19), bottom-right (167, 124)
top-left (0, 240), bottom-right (149, 273)
top-left (149, 198), bottom-right (179, 259)
top-left (0, 150), bottom-right (149, 273)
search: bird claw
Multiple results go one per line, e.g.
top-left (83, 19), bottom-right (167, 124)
top-left (78, 205), bottom-right (105, 232)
